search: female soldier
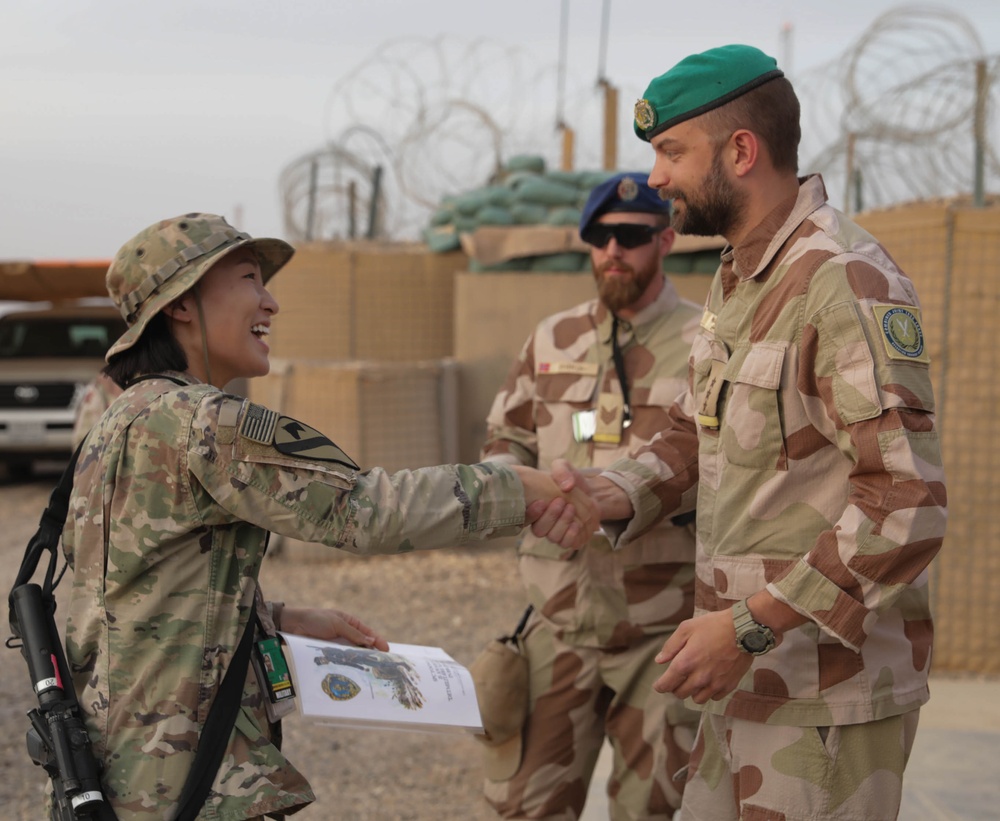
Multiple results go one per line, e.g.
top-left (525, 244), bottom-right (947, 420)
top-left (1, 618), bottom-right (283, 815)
top-left (62, 213), bottom-right (595, 820)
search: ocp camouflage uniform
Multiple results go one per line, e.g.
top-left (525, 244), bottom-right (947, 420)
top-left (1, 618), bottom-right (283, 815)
top-left (604, 175), bottom-right (947, 819)
top-left (481, 280), bottom-right (702, 820)
top-left (63, 373), bottom-right (527, 821)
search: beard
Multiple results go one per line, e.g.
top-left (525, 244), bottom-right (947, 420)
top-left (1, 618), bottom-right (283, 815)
top-left (665, 147), bottom-right (747, 237)
top-left (593, 254), bottom-right (660, 313)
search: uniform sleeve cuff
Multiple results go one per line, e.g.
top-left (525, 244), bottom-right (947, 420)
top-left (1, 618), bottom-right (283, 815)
top-left (767, 561), bottom-right (872, 652)
top-left (598, 459), bottom-right (664, 549)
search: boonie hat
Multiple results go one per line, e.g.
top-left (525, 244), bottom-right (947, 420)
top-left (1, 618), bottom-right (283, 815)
top-left (578, 172), bottom-right (672, 235)
top-left (105, 212), bottom-right (294, 359)
top-left (469, 637), bottom-right (529, 781)
top-left (634, 44), bottom-right (784, 142)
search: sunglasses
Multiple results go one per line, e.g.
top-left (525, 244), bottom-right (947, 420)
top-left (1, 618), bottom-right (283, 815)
top-left (581, 222), bottom-right (663, 249)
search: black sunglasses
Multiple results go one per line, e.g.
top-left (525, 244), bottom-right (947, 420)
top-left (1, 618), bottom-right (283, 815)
top-left (581, 222), bottom-right (663, 249)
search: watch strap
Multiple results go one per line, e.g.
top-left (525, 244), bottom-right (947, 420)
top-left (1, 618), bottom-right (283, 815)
top-left (732, 598), bottom-right (776, 655)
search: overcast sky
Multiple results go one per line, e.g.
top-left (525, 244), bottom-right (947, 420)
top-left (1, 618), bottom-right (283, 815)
top-left (3, 0), bottom-right (999, 260)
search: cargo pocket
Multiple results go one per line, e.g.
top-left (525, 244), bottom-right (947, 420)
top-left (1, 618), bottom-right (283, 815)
top-left (720, 342), bottom-right (788, 470)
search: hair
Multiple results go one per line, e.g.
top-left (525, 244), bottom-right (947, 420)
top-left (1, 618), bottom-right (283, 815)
top-left (699, 76), bottom-right (801, 173)
top-left (104, 312), bottom-right (188, 388)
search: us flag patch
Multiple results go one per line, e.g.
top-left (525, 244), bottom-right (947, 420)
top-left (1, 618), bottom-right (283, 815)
top-left (239, 402), bottom-right (279, 445)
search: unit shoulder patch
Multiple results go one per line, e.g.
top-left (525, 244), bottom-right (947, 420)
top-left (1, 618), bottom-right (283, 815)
top-left (872, 304), bottom-right (930, 363)
top-left (273, 417), bottom-right (360, 470)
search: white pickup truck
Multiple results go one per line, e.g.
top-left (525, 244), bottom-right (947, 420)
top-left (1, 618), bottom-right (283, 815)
top-left (0, 261), bottom-right (124, 477)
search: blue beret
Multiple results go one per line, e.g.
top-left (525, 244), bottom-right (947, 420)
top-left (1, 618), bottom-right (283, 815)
top-left (579, 172), bottom-right (671, 235)
top-left (634, 44), bottom-right (783, 142)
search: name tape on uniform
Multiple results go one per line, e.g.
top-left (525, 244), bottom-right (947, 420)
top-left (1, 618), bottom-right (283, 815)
top-left (537, 361), bottom-right (600, 377)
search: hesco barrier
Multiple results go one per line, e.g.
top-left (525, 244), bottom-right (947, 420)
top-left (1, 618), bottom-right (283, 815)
top-left (857, 201), bottom-right (1000, 674)
top-left (265, 241), bottom-right (465, 362)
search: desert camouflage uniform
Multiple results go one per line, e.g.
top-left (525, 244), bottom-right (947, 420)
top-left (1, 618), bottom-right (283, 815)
top-left (603, 175), bottom-right (947, 819)
top-left (62, 373), bottom-right (526, 821)
top-left (71, 372), bottom-right (123, 447)
top-left (481, 280), bottom-right (702, 820)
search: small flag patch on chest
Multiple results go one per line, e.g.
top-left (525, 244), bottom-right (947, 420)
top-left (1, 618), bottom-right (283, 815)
top-left (239, 402), bottom-right (279, 444)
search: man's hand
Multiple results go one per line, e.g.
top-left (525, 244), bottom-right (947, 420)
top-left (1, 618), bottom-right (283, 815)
top-left (652, 609), bottom-right (752, 704)
top-left (512, 464), bottom-right (599, 550)
top-left (282, 606), bottom-right (390, 652)
top-left (548, 458), bottom-right (635, 521)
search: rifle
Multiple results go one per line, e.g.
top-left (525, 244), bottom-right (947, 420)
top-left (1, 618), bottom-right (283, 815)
top-left (6, 444), bottom-right (116, 820)
top-left (10, 583), bottom-right (113, 820)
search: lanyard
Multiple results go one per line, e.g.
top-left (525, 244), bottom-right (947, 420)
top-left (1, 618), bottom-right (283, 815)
top-left (610, 315), bottom-right (632, 426)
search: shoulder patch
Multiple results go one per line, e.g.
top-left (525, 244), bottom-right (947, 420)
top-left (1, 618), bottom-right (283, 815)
top-left (274, 416), bottom-right (360, 470)
top-left (872, 304), bottom-right (930, 363)
top-left (239, 402), bottom-right (279, 444)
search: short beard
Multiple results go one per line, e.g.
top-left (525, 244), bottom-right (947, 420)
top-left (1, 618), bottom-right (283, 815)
top-left (593, 256), bottom-right (659, 313)
top-left (668, 147), bottom-right (747, 237)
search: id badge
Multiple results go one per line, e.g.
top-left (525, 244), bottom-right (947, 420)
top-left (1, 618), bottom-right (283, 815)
top-left (592, 392), bottom-right (624, 444)
top-left (252, 636), bottom-right (297, 722)
top-left (572, 409), bottom-right (596, 442)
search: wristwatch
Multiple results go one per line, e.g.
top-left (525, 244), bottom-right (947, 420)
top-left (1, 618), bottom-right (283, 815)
top-left (732, 598), bottom-right (777, 655)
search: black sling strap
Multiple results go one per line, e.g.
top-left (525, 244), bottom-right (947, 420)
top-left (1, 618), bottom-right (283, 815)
top-left (9, 442), bottom-right (257, 821)
top-left (173, 612), bottom-right (256, 820)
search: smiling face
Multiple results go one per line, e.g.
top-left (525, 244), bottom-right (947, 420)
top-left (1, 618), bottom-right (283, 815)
top-left (166, 248), bottom-right (279, 387)
top-left (588, 211), bottom-right (673, 316)
top-left (648, 119), bottom-right (747, 240)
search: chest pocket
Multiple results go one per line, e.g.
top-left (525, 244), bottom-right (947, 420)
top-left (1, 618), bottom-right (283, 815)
top-left (720, 342), bottom-right (788, 470)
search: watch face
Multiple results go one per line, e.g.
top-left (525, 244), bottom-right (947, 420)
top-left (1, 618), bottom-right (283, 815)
top-left (742, 631), bottom-right (771, 654)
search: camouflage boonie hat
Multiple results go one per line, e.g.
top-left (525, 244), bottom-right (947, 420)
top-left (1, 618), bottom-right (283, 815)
top-left (105, 212), bottom-right (294, 359)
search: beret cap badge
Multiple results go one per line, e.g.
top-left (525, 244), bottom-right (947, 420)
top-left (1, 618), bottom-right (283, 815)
top-left (634, 98), bottom-right (657, 132)
top-left (617, 176), bottom-right (639, 202)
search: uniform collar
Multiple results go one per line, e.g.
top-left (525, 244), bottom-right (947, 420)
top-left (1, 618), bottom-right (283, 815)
top-left (723, 174), bottom-right (829, 281)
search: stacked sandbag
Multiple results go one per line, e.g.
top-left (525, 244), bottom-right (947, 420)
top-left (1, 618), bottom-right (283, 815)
top-left (423, 156), bottom-right (612, 272)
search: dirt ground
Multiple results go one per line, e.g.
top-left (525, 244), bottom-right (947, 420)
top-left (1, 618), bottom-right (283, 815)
top-left (0, 465), bottom-right (528, 820)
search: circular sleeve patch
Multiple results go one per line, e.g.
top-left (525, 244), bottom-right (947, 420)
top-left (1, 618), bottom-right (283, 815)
top-left (873, 305), bottom-right (930, 363)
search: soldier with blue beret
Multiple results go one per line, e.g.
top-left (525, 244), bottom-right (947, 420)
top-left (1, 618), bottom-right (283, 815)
top-left (478, 172), bottom-right (702, 819)
top-left (578, 170), bottom-right (673, 231)
top-left (59, 213), bottom-right (597, 820)
top-left (551, 44), bottom-right (946, 820)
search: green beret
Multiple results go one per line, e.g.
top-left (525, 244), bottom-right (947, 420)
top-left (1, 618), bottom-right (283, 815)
top-left (634, 44), bottom-right (784, 142)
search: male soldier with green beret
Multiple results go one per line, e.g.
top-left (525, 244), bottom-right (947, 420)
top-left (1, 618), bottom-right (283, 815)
top-left (560, 45), bottom-right (946, 820)
top-left (478, 172), bottom-right (702, 820)
top-left (59, 212), bottom-right (597, 820)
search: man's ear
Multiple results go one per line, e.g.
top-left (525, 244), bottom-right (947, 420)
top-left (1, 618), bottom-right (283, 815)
top-left (729, 129), bottom-right (759, 178)
top-left (658, 226), bottom-right (676, 258)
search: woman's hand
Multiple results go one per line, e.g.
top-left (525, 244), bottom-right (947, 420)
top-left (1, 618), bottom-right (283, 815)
top-left (281, 606), bottom-right (390, 652)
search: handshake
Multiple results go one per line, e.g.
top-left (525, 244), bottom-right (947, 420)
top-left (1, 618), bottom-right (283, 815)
top-left (510, 459), bottom-right (632, 551)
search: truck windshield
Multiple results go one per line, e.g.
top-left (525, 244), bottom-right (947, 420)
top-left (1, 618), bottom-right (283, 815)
top-left (0, 317), bottom-right (126, 358)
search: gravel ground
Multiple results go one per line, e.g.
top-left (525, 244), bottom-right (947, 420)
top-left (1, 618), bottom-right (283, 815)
top-left (0, 465), bottom-right (527, 820)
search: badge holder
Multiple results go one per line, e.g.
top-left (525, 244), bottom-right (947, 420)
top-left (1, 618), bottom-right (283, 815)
top-left (252, 636), bottom-right (297, 723)
top-left (572, 409), bottom-right (597, 443)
